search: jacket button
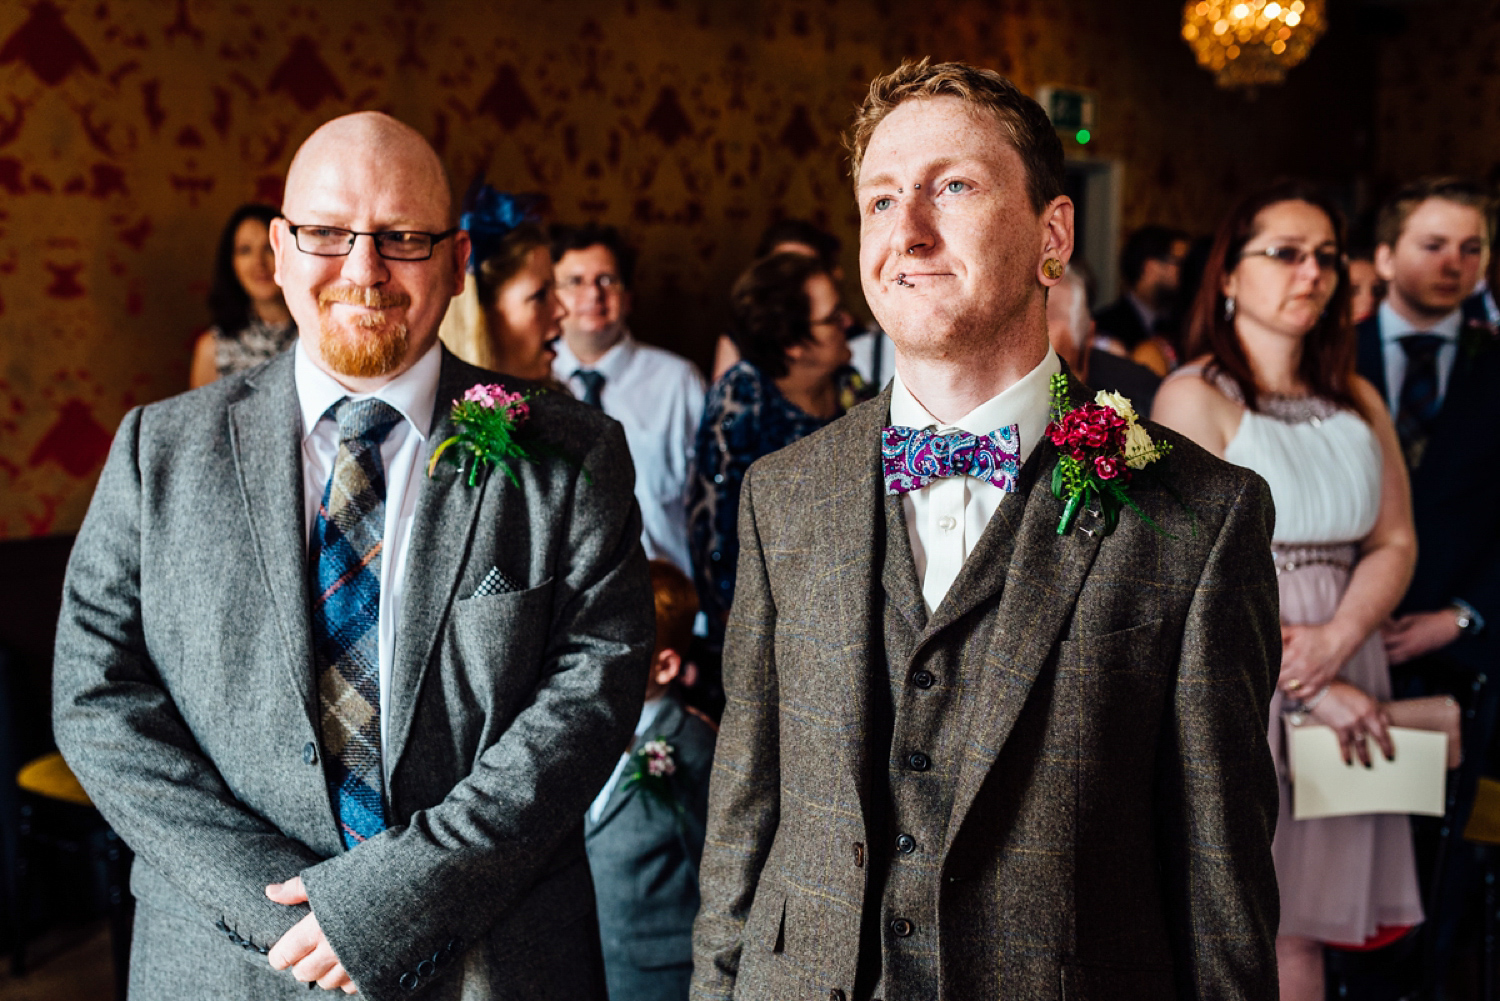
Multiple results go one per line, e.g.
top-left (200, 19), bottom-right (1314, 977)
top-left (829, 991), bottom-right (846, 1001)
top-left (895, 833), bottom-right (916, 854)
top-left (906, 752), bottom-right (931, 772)
top-left (399, 972), bottom-right (419, 990)
top-left (891, 917), bottom-right (914, 937)
top-left (303, 742), bottom-right (317, 765)
top-left (911, 670), bottom-right (934, 689)
top-left (416, 959), bottom-right (436, 977)
top-left (433, 949), bottom-right (446, 966)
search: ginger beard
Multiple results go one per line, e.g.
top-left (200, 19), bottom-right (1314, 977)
top-left (316, 284), bottom-right (412, 378)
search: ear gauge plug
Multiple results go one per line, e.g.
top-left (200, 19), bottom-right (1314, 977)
top-left (1042, 258), bottom-right (1064, 280)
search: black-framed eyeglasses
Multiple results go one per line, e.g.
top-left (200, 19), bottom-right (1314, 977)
top-left (285, 222), bottom-right (459, 261)
top-left (1239, 245), bottom-right (1343, 272)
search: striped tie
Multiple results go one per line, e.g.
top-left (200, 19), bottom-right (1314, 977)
top-left (311, 397), bottom-right (403, 849)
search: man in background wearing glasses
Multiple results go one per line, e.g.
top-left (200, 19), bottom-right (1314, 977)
top-left (549, 223), bottom-right (705, 579)
top-left (53, 111), bottom-right (652, 998)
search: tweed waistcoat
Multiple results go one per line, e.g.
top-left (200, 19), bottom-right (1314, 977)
top-left (859, 487), bottom-right (1028, 999)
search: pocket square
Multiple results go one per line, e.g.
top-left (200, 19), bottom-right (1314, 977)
top-left (469, 566), bottom-right (523, 598)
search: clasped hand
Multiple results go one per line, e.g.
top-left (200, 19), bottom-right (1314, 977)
top-left (1278, 622), bottom-right (1354, 698)
top-left (1306, 680), bottom-right (1395, 767)
top-left (266, 876), bottom-right (358, 993)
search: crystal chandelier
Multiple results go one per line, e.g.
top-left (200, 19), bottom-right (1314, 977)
top-left (1181, 0), bottom-right (1328, 89)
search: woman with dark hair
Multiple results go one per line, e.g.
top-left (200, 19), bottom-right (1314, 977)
top-left (438, 186), bottom-right (566, 382)
top-left (688, 252), bottom-right (871, 634)
top-left (188, 203), bottom-right (296, 387)
top-left (1152, 182), bottom-right (1421, 999)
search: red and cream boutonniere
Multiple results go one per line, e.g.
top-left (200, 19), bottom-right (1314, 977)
top-left (1045, 373), bottom-right (1172, 537)
top-left (621, 737), bottom-right (685, 817)
top-left (427, 383), bottom-right (540, 487)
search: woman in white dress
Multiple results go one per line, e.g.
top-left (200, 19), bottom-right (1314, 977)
top-left (1152, 182), bottom-right (1420, 1001)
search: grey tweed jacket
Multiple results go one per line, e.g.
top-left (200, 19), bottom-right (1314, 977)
top-left (691, 380), bottom-right (1282, 1000)
top-left (53, 347), bottom-right (654, 1000)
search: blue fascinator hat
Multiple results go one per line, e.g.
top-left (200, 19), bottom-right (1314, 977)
top-left (458, 182), bottom-right (546, 275)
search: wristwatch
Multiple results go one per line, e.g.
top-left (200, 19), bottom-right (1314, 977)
top-left (1451, 599), bottom-right (1485, 637)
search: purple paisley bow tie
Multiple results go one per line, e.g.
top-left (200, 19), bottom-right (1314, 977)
top-left (881, 425), bottom-right (1021, 495)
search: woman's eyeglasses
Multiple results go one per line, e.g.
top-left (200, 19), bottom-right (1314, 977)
top-left (1240, 245), bottom-right (1343, 272)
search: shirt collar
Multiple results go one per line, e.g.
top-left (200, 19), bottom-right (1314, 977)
top-left (635, 694), bottom-right (666, 737)
top-left (554, 328), bottom-right (637, 380)
top-left (1378, 298), bottom-right (1463, 344)
top-left (889, 349), bottom-right (1061, 464)
top-left (1126, 291), bottom-right (1158, 333)
top-left (294, 338), bottom-right (441, 442)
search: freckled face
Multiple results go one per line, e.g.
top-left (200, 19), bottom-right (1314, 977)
top-left (856, 96), bottom-right (1049, 361)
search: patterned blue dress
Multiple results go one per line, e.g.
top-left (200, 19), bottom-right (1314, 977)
top-left (687, 360), bottom-right (872, 639)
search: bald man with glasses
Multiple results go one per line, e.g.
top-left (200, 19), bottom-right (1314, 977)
top-left (54, 111), bottom-right (652, 1000)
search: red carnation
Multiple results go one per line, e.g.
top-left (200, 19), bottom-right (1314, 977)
top-left (1094, 455), bottom-right (1129, 481)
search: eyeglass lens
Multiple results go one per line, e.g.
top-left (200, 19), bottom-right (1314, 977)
top-left (292, 225), bottom-right (439, 260)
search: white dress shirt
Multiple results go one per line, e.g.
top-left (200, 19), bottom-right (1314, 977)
top-left (889, 350), bottom-right (1061, 615)
top-left (588, 694), bottom-right (666, 823)
top-left (1377, 298), bottom-right (1462, 413)
top-left (296, 339), bottom-right (439, 748)
top-left (554, 331), bottom-right (705, 574)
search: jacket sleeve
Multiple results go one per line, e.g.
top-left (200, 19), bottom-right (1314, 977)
top-left (53, 407), bottom-right (324, 954)
top-left (690, 465), bottom-right (782, 1000)
top-left (299, 418), bottom-right (653, 999)
top-left (1159, 471), bottom-right (1282, 1000)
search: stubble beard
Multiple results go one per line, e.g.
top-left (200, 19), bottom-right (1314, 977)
top-left (317, 285), bottom-right (412, 378)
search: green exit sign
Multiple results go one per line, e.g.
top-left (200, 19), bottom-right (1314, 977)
top-left (1035, 85), bottom-right (1097, 144)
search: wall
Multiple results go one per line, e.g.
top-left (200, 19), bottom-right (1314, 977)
top-left (0, 0), bottom-right (1379, 539)
top-left (1375, 0), bottom-right (1500, 188)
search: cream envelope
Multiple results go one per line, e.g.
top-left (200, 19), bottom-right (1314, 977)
top-left (1288, 725), bottom-right (1447, 820)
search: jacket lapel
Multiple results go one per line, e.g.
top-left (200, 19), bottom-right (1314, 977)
top-left (1355, 317), bottom-right (1387, 403)
top-left (384, 350), bottom-right (493, 775)
top-left (585, 697), bottom-right (689, 838)
top-left (228, 352), bottom-right (317, 721)
top-left (937, 398), bottom-right (1106, 856)
top-left (813, 391), bottom-right (890, 816)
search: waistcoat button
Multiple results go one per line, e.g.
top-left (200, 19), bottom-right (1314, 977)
top-left (895, 833), bottom-right (916, 854)
top-left (910, 670), bottom-right (934, 689)
top-left (302, 742), bottom-right (317, 765)
top-left (907, 751), bottom-right (931, 772)
top-left (891, 917), bottom-right (914, 937)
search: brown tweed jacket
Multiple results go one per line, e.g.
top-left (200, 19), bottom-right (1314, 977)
top-left (690, 381), bottom-right (1282, 1001)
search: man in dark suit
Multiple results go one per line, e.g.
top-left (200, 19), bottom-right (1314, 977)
top-left (1357, 176), bottom-right (1499, 985)
top-left (53, 112), bottom-right (653, 999)
top-left (1046, 262), bottom-right (1162, 415)
top-left (691, 59), bottom-right (1281, 1001)
top-left (587, 561), bottom-right (716, 1001)
top-left (1092, 224), bottom-right (1190, 353)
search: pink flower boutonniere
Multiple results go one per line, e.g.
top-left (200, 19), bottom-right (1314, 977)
top-left (621, 737), bottom-right (685, 817)
top-left (1045, 373), bottom-right (1175, 537)
top-left (427, 383), bottom-right (540, 487)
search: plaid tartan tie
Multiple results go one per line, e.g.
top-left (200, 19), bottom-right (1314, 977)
top-left (310, 397), bottom-right (403, 848)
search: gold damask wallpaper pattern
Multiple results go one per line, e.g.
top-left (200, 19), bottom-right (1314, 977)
top-left (0, 0), bottom-right (1378, 538)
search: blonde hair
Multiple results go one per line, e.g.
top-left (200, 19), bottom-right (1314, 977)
top-left (844, 58), bottom-right (1064, 213)
top-left (437, 223), bottom-right (550, 370)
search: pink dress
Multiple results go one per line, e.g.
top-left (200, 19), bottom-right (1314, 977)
top-left (1188, 369), bottom-right (1424, 944)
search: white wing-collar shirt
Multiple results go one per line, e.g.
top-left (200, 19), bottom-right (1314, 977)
top-left (889, 349), bottom-right (1061, 615)
top-left (1377, 298), bottom-right (1463, 414)
top-left (553, 330), bottom-right (706, 575)
top-left (295, 338), bottom-right (440, 748)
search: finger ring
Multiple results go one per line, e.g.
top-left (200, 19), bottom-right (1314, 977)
top-left (1287, 679), bottom-right (1303, 692)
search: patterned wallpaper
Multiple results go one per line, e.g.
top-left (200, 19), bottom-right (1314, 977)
top-left (0, 0), bottom-right (1396, 538)
top-left (1375, 1), bottom-right (1500, 188)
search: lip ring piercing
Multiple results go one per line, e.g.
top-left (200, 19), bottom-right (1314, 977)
top-left (895, 274), bottom-right (915, 287)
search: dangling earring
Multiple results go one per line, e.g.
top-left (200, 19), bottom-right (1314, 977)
top-left (1042, 258), bottom-right (1064, 280)
top-left (1224, 295), bottom-right (1236, 321)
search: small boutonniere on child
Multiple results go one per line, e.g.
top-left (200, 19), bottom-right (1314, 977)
top-left (621, 738), bottom-right (685, 818)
